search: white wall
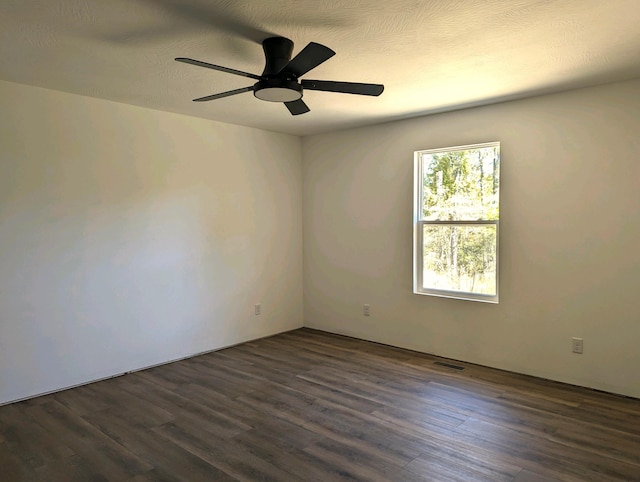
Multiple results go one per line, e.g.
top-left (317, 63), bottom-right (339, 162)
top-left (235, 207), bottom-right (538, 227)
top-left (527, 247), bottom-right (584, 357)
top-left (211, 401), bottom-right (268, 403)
top-left (0, 80), bottom-right (303, 405)
top-left (303, 79), bottom-right (640, 398)
top-left (3, 78), bottom-right (638, 405)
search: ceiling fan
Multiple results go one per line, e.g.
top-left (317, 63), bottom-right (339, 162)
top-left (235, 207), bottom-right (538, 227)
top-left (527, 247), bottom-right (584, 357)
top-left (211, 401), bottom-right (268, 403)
top-left (176, 36), bottom-right (384, 115)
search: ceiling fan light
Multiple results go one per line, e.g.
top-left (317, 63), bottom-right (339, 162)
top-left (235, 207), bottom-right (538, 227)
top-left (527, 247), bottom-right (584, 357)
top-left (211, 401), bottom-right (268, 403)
top-left (254, 79), bottom-right (302, 102)
top-left (255, 87), bottom-right (302, 102)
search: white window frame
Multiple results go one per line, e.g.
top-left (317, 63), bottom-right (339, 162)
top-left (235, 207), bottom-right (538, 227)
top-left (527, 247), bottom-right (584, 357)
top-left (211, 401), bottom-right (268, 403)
top-left (413, 142), bottom-right (500, 303)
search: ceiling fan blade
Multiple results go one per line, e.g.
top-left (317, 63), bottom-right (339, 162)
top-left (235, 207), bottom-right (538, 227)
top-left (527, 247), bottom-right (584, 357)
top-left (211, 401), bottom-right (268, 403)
top-left (281, 42), bottom-right (335, 77)
top-left (176, 58), bottom-right (261, 80)
top-left (193, 86), bottom-right (254, 102)
top-left (284, 99), bottom-right (310, 116)
top-left (302, 80), bottom-right (384, 96)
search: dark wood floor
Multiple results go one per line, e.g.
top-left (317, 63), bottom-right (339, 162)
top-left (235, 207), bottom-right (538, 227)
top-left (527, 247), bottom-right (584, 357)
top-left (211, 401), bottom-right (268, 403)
top-left (1, 328), bottom-right (640, 481)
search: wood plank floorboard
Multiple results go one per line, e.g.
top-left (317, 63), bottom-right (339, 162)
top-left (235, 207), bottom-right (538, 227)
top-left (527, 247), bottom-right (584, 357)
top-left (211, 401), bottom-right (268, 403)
top-left (1, 328), bottom-right (639, 481)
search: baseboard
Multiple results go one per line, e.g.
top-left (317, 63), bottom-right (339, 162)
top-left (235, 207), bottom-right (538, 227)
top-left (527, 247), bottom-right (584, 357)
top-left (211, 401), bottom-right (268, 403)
top-left (301, 326), bottom-right (639, 402)
top-left (0, 327), bottom-right (301, 407)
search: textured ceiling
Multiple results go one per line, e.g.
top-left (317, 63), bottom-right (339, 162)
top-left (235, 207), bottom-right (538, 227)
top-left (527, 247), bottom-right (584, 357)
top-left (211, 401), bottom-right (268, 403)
top-left (1, 0), bottom-right (640, 136)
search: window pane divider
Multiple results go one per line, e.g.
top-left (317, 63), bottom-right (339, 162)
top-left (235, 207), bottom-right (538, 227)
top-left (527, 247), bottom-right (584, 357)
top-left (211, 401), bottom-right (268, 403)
top-left (420, 220), bottom-right (498, 226)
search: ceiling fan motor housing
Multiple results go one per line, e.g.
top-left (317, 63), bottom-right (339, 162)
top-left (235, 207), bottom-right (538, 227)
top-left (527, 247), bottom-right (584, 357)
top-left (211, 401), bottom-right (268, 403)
top-left (253, 37), bottom-right (302, 102)
top-left (261, 37), bottom-right (295, 76)
top-left (254, 37), bottom-right (302, 102)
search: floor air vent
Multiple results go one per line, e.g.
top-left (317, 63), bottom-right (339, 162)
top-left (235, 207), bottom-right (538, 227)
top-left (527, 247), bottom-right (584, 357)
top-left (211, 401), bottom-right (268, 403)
top-left (434, 361), bottom-right (465, 371)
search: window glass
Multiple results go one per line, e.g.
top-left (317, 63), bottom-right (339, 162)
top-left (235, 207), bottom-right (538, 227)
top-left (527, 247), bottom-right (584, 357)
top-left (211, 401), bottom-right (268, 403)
top-left (414, 142), bottom-right (500, 302)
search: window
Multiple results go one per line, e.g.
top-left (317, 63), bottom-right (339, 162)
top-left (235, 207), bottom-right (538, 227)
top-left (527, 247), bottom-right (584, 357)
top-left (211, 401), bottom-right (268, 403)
top-left (414, 142), bottom-right (500, 303)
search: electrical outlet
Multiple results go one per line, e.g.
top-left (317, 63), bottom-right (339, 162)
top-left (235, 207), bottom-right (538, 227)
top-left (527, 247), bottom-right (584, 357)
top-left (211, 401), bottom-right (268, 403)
top-left (572, 337), bottom-right (583, 354)
top-left (255, 304), bottom-right (261, 316)
top-left (363, 304), bottom-right (370, 316)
